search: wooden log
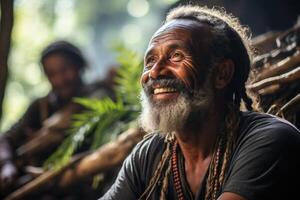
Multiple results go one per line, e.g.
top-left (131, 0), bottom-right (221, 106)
top-left (42, 103), bottom-right (80, 130)
top-left (5, 128), bottom-right (145, 199)
top-left (257, 84), bottom-right (281, 96)
top-left (4, 153), bottom-right (87, 200)
top-left (253, 46), bottom-right (298, 70)
top-left (276, 23), bottom-right (300, 48)
top-left (247, 66), bottom-right (300, 92)
top-left (16, 103), bottom-right (80, 158)
top-left (252, 31), bottom-right (281, 54)
top-left (16, 129), bottom-right (64, 158)
top-left (58, 127), bottom-right (144, 188)
top-left (254, 51), bottom-right (300, 82)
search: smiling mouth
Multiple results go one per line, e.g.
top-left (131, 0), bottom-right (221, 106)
top-left (153, 87), bottom-right (177, 94)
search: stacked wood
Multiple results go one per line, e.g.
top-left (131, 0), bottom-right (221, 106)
top-left (252, 31), bottom-right (281, 55)
top-left (5, 127), bottom-right (144, 200)
top-left (248, 20), bottom-right (300, 128)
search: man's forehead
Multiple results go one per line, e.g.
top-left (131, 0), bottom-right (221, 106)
top-left (151, 19), bottom-right (211, 41)
top-left (145, 18), bottom-right (213, 58)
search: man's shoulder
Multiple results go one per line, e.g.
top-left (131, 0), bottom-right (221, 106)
top-left (121, 133), bottom-right (166, 186)
top-left (131, 133), bottom-right (166, 158)
top-left (238, 111), bottom-right (300, 146)
top-left (129, 133), bottom-right (166, 170)
top-left (224, 112), bottom-right (300, 199)
top-left (240, 111), bottom-right (299, 132)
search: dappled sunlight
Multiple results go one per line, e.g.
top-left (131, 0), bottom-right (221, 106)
top-left (1, 0), bottom-right (179, 131)
top-left (121, 23), bottom-right (142, 45)
top-left (127, 0), bottom-right (150, 18)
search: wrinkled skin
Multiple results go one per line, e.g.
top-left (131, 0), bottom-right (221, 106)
top-left (141, 20), bottom-right (214, 84)
top-left (0, 53), bottom-right (82, 194)
top-left (140, 19), bottom-right (220, 136)
top-left (140, 19), bottom-right (217, 195)
top-left (141, 19), bottom-right (215, 105)
top-left (139, 19), bottom-right (244, 200)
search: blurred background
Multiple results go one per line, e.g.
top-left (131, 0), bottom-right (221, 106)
top-left (0, 0), bottom-right (178, 131)
top-left (1, 0), bottom-right (300, 131)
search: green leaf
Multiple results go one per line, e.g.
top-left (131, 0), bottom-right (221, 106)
top-left (44, 45), bottom-right (143, 170)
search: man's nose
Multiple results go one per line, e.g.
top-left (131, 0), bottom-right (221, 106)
top-left (141, 59), bottom-right (171, 84)
top-left (149, 59), bottom-right (170, 79)
top-left (50, 74), bottom-right (66, 88)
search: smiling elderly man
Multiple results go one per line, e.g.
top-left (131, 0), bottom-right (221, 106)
top-left (101, 5), bottom-right (300, 200)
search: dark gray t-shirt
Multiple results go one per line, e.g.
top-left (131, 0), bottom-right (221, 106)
top-left (101, 112), bottom-right (300, 200)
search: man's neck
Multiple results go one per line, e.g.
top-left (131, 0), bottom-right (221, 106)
top-left (174, 106), bottom-right (222, 195)
top-left (176, 107), bottom-right (221, 162)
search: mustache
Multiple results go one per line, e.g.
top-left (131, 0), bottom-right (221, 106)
top-left (142, 77), bottom-right (187, 95)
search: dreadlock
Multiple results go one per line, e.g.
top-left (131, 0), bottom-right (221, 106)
top-left (139, 5), bottom-right (254, 200)
top-left (167, 5), bottom-right (254, 199)
top-left (138, 133), bottom-right (174, 200)
top-left (205, 103), bottom-right (240, 199)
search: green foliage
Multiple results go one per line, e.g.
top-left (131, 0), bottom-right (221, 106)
top-left (44, 46), bottom-right (143, 170)
top-left (114, 44), bottom-right (142, 106)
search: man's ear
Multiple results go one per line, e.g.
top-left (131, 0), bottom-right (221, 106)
top-left (214, 59), bottom-right (235, 89)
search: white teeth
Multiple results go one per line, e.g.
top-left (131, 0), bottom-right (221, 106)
top-left (153, 87), bottom-right (177, 94)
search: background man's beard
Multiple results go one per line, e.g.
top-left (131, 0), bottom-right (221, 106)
top-left (139, 84), bottom-right (214, 135)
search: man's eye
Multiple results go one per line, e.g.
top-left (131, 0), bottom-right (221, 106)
top-left (170, 52), bottom-right (184, 62)
top-left (145, 57), bottom-right (156, 68)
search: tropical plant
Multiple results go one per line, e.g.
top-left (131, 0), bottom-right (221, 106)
top-left (44, 45), bottom-right (143, 170)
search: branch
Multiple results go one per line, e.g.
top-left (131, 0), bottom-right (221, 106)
top-left (247, 66), bottom-right (300, 92)
top-left (58, 127), bottom-right (144, 188)
top-left (4, 153), bottom-right (87, 200)
top-left (276, 93), bottom-right (300, 117)
top-left (254, 51), bottom-right (300, 82)
top-left (252, 31), bottom-right (281, 55)
top-left (16, 103), bottom-right (80, 158)
top-left (5, 127), bottom-right (145, 199)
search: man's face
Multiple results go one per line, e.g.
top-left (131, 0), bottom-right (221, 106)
top-left (43, 54), bottom-right (81, 100)
top-left (140, 19), bottom-right (216, 134)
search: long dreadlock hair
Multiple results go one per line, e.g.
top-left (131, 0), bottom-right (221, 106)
top-left (139, 5), bottom-right (254, 200)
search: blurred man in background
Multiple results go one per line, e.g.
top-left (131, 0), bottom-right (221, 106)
top-left (0, 41), bottom-right (90, 195)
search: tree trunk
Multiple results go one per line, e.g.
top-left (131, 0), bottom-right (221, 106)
top-left (0, 0), bottom-right (14, 123)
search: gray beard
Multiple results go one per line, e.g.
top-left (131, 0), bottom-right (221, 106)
top-left (139, 80), bottom-right (214, 135)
